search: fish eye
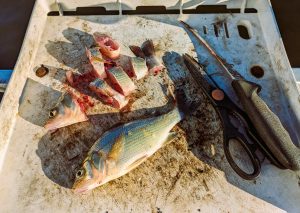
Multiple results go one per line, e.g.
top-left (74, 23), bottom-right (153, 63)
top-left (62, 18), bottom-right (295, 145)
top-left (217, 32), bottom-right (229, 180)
top-left (76, 169), bottom-right (85, 178)
top-left (49, 108), bottom-right (58, 118)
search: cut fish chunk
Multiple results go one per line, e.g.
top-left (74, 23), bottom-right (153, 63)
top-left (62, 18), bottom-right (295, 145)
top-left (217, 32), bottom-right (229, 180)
top-left (130, 57), bottom-right (148, 80)
top-left (44, 92), bottom-right (88, 131)
top-left (107, 66), bottom-right (136, 96)
top-left (65, 70), bottom-right (95, 87)
top-left (115, 55), bottom-right (133, 77)
top-left (93, 33), bottom-right (120, 59)
top-left (141, 40), bottom-right (165, 75)
top-left (115, 56), bottom-right (147, 80)
top-left (86, 47), bottom-right (107, 79)
top-left (89, 78), bottom-right (128, 109)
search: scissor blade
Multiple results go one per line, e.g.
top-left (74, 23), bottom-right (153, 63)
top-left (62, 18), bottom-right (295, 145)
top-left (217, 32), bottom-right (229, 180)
top-left (180, 20), bottom-right (243, 80)
top-left (183, 54), bottom-right (216, 95)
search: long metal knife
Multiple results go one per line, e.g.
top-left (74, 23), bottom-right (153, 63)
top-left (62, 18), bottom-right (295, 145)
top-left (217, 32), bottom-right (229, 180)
top-left (180, 20), bottom-right (300, 170)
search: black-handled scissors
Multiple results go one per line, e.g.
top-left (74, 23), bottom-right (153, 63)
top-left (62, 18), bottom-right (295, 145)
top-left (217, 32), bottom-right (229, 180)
top-left (183, 54), bottom-right (284, 179)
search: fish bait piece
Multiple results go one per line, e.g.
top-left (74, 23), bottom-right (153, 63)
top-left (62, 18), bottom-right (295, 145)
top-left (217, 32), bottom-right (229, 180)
top-left (141, 40), bottom-right (165, 75)
top-left (115, 55), bottom-right (134, 78)
top-left (86, 47), bottom-right (107, 79)
top-left (72, 89), bottom-right (196, 193)
top-left (44, 91), bottom-right (88, 131)
top-left (115, 56), bottom-right (148, 80)
top-left (93, 33), bottom-right (120, 59)
top-left (130, 57), bottom-right (148, 80)
top-left (89, 78), bottom-right (128, 109)
top-left (65, 70), bottom-right (96, 88)
top-left (107, 66), bottom-right (136, 96)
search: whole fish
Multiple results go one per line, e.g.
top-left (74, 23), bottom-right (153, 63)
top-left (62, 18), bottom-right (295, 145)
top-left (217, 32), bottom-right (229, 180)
top-left (73, 90), bottom-right (196, 193)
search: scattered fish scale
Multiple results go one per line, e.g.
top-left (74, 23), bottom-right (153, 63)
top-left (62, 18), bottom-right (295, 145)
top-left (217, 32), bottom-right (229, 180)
top-left (89, 78), bottom-right (128, 109)
top-left (107, 66), bottom-right (136, 96)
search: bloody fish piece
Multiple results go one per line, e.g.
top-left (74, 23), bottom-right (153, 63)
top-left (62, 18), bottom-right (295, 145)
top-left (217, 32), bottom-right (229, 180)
top-left (44, 91), bottom-right (88, 131)
top-left (93, 33), bottom-right (120, 59)
top-left (89, 78), bottom-right (128, 109)
top-left (116, 56), bottom-right (148, 80)
top-left (141, 40), bottom-right (165, 75)
top-left (65, 70), bottom-right (95, 88)
top-left (85, 47), bottom-right (107, 79)
top-left (115, 55), bottom-right (133, 78)
top-left (106, 66), bottom-right (136, 96)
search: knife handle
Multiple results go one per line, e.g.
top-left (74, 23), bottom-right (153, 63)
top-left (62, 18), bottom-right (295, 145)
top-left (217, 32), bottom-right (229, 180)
top-left (232, 79), bottom-right (300, 170)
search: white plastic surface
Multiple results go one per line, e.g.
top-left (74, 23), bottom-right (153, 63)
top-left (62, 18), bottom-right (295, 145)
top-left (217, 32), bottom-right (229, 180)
top-left (0, 0), bottom-right (300, 212)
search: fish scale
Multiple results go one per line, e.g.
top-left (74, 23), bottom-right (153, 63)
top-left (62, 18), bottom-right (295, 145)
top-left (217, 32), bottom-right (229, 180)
top-left (109, 67), bottom-right (131, 84)
top-left (115, 109), bottom-right (181, 164)
top-left (107, 66), bottom-right (136, 96)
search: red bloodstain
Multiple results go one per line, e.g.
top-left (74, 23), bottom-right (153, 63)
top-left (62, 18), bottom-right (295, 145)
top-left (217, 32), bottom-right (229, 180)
top-left (76, 94), bottom-right (95, 113)
top-left (66, 59), bottom-right (119, 111)
top-left (104, 61), bottom-right (116, 72)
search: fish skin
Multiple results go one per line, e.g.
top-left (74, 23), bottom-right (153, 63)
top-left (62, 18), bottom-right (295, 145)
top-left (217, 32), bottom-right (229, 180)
top-left (115, 55), bottom-right (134, 78)
top-left (107, 66), bottom-right (136, 96)
top-left (89, 78), bottom-right (128, 109)
top-left (93, 33), bottom-right (120, 59)
top-left (141, 40), bottom-right (165, 74)
top-left (85, 47), bottom-right (107, 79)
top-left (44, 92), bottom-right (88, 131)
top-left (130, 57), bottom-right (148, 80)
top-left (131, 40), bottom-right (164, 75)
top-left (115, 56), bottom-right (148, 80)
top-left (73, 107), bottom-right (183, 193)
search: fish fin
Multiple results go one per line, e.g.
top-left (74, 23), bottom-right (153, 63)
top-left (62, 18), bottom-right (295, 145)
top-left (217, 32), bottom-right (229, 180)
top-left (126, 155), bottom-right (148, 171)
top-left (129, 45), bottom-right (145, 58)
top-left (163, 132), bottom-right (178, 147)
top-left (141, 40), bottom-right (155, 56)
top-left (107, 133), bottom-right (125, 162)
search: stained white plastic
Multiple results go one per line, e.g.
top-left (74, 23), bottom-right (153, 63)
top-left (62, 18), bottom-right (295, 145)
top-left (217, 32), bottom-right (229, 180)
top-left (0, 0), bottom-right (299, 212)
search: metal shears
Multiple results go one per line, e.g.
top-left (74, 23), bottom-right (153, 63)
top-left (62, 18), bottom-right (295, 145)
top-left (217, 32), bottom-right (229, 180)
top-left (183, 54), bottom-right (285, 179)
top-left (181, 20), bottom-right (300, 179)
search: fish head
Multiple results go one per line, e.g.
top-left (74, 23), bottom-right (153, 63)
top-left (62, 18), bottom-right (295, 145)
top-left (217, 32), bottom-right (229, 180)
top-left (73, 151), bottom-right (106, 194)
top-left (44, 92), bottom-right (88, 130)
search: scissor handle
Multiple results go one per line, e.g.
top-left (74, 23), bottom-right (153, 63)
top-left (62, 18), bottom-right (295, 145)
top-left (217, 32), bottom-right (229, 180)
top-left (218, 107), bottom-right (261, 180)
top-left (223, 136), bottom-right (261, 180)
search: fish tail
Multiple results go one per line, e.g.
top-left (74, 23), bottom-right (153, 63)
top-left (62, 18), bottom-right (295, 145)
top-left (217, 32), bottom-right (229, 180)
top-left (175, 89), bottom-right (200, 119)
top-left (141, 40), bottom-right (155, 57)
top-left (129, 45), bottom-right (145, 58)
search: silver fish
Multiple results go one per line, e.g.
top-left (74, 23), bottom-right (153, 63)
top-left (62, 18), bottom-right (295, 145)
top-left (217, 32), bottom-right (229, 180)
top-left (73, 90), bottom-right (194, 193)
